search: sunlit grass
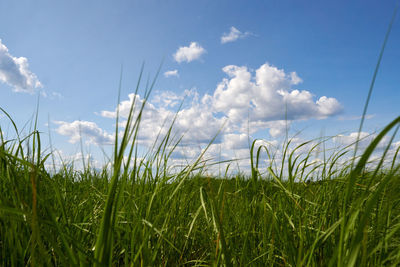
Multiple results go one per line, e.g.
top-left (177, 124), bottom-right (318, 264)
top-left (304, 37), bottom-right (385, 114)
top-left (1, 90), bottom-right (400, 266)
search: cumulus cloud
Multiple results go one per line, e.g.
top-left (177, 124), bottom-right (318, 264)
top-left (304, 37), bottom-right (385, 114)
top-left (173, 42), bottom-right (206, 63)
top-left (221, 26), bottom-right (250, 44)
top-left (54, 120), bottom-right (114, 145)
top-left (100, 92), bottom-right (224, 147)
top-left (212, 63), bottom-right (342, 126)
top-left (164, 69), bottom-right (179, 78)
top-left (0, 39), bottom-right (42, 93)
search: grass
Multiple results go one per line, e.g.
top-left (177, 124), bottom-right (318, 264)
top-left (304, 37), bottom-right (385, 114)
top-left (0, 114), bottom-right (399, 266)
top-left (1, 86), bottom-right (400, 266)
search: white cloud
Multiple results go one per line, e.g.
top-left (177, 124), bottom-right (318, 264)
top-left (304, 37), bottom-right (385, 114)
top-left (222, 133), bottom-right (249, 150)
top-left (0, 39), bottom-right (42, 93)
top-left (333, 131), bottom-right (394, 152)
top-left (152, 90), bottom-right (183, 108)
top-left (26, 88), bottom-right (62, 99)
top-left (334, 132), bottom-right (374, 147)
top-left (331, 131), bottom-right (400, 169)
top-left (337, 114), bottom-right (375, 121)
top-left (164, 69), bottom-right (179, 78)
top-left (173, 42), bottom-right (206, 63)
top-left (264, 121), bottom-right (290, 138)
top-left (393, 141), bottom-right (400, 149)
top-left (100, 92), bottom-right (224, 147)
top-left (175, 99), bottom-right (224, 144)
top-left (212, 63), bottom-right (342, 127)
top-left (221, 26), bottom-right (250, 44)
top-left (54, 120), bottom-right (114, 145)
top-left (45, 150), bottom-right (104, 171)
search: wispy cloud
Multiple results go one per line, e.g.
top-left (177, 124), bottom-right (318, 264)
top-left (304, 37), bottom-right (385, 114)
top-left (50, 91), bottom-right (64, 100)
top-left (164, 69), bottom-right (179, 78)
top-left (173, 42), bottom-right (206, 63)
top-left (221, 26), bottom-right (251, 44)
top-left (0, 39), bottom-right (42, 93)
top-left (337, 114), bottom-right (375, 121)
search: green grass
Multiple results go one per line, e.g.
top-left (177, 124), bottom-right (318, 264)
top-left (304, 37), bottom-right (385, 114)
top-left (0, 77), bottom-right (399, 267)
top-left (1, 97), bottom-right (400, 266)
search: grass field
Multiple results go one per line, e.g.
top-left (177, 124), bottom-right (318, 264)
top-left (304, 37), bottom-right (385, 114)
top-left (1, 93), bottom-right (400, 266)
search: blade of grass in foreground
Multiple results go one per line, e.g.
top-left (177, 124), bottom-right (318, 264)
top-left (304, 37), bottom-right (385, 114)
top-left (93, 64), bottom-right (161, 266)
top-left (339, 116), bottom-right (400, 266)
top-left (353, 3), bottom-right (398, 166)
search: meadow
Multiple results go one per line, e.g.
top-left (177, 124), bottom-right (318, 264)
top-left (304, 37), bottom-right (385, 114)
top-left (0, 83), bottom-right (400, 266)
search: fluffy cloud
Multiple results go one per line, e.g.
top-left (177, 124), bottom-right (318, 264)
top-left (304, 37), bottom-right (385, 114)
top-left (164, 69), bottom-right (179, 78)
top-left (175, 99), bottom-right (225, 145)
top-left (100, 92), bottom-right (224, 147)
top-left (54, 120), bottom-right (114, 145)
top-left (221, 26), bottom-right (250, 44)
top-left (212, 63), bottom-right (342, 126)
top-left (0, 39), bottom-right (42, 93)
top-left (173, 42), bottom-right (206, 63)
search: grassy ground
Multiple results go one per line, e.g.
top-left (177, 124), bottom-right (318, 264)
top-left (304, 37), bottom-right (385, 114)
top-left (0, 108), bottom-right (400, 266)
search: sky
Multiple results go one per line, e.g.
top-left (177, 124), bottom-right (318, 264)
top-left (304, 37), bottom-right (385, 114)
top-left (0, 0), bottom-right (399, 172)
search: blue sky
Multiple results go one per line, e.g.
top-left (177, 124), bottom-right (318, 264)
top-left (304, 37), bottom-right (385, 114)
top-left (0, 0), bottom-right (399, 170)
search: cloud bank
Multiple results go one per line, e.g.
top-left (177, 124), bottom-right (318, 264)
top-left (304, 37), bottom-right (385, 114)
top-left (99, 62), bottom-right (341, 149)
top-left (0, 39), bottom-right (42, 93)
top-left (55, 62), bottom-right (344, 170)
